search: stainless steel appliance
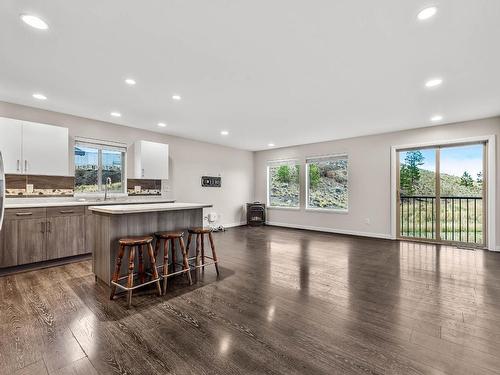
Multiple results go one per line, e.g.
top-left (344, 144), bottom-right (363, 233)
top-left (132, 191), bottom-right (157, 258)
top-left (0, 152), bottom-right (4, 230)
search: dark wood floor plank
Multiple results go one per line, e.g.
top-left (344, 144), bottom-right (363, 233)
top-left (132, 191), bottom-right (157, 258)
top-left (2, 226), bottom-right (500, 374)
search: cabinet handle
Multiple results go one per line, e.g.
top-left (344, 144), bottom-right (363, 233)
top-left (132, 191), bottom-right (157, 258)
top-left (24, 160), bottom-right (28, 173)
top-left (16, 212), bottom-right (33, 216)
top-left (47, 221), bottom-right (51, 233)
top-left (59, 210), bottom-right (75, 214)
top-left (41, 222), bottom-right (45, 233)
top-left (142, 168), bottom-right (145, 178)
top-left (17, 160), bottom-right (20, 172)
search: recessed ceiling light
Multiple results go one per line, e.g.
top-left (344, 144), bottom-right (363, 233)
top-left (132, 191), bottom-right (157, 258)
top-left (125, 78), bottom-right (136, 85)
top-left (220, 130), bottom-right (229, 136)
top-left (417, 6), bottom-right (438, 21)
top-left (431, 115), bottom-right (443, 122)
top-left (158, 122), bottom-right (167, 127)
top-left (425, 78), bottom-right (443, 88)
top-left (32, 93), bottom-right (47, 100)
top-left (172, 95), bottom-right (182, 101)
top-left (268, 143), bottom-right (275, 147)
top-left (20, 14), bottom-right (49, 30)
top-left (110, 112), bottom-right (121, 117)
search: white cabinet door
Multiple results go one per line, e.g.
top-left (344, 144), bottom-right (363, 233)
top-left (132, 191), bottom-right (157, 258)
top-left (135, 140), bottom-right (169, 179)
top-left (0, 117), bottom-right (23, 174)
top-left (22, 122), bottom-right (69, 176)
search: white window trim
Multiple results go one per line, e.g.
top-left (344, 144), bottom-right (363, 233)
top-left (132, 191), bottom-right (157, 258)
top-left (266, 160), bottom-right (300, 209)
top-left (305, 154), bottom-right (349, 212)
top-left (74, 137), bottom-right (128, 195)
top-left (390, 135), bottom-right (496, 251)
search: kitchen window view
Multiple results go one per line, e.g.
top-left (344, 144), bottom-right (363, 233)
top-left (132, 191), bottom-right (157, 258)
top-left (74, 141), bottom-right (126, 193)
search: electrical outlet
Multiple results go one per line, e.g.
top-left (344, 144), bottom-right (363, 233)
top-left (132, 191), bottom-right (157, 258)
top-left (26, 184), bottom-right (34, 194)
top-left (365, 218), bottom-right (370, 225)
top-left (134, 186), bottom-right (142, 193)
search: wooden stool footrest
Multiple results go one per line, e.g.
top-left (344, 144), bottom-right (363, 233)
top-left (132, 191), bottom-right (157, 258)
top-left (111, 277), bottom-right (160, 291)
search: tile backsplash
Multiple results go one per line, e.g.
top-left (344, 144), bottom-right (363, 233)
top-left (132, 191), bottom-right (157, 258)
top-left (127, 178), bottom-right (162, 196)
top-left (5, 174), bottom-right (74, 197)
top-left (5, 175), bottom-right (162, 197)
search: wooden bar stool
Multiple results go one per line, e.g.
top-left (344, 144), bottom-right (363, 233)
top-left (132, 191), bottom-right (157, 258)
top-left (154, 231), bottom-right (192, 294)
top-left (186, 227), bottom-right (220, 276)
top-left (110, 236), bottom-right (162, 307)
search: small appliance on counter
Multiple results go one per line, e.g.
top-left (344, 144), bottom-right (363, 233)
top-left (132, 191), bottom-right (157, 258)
top-left (246, 202), bottom-right (266, 226)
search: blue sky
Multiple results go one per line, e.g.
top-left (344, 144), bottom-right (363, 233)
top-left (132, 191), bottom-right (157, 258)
top-left (75, 146), bottom-right (122, 168)
top-left (400, 144), bottom-right (483, 178)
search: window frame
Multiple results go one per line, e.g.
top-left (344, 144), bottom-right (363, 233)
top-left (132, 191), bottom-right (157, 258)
top-left (266, 159), bottom-right (301, 210)
top-left (74, 137), bottom-right (127, 195)
top-left (305, 154), bottom-right (349, 213)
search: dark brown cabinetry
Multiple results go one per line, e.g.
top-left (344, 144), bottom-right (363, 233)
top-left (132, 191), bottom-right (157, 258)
top-left (0, 206), bottom-right (87, 268)
top-left (46, 206), bottom-right (86, 260)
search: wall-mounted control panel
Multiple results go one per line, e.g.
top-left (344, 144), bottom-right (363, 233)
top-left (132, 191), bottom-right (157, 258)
top-left (201, 176), bottom-right (221, 187)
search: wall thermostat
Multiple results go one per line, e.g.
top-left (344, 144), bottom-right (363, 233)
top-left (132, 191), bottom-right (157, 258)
top-left (201, 176), bottom-right (221, 187)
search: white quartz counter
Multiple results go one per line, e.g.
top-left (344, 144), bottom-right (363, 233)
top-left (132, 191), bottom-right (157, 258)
top-left (5, 197), bottom-right (175, 209)
top-left (88, 202), bottom-right (212, 215)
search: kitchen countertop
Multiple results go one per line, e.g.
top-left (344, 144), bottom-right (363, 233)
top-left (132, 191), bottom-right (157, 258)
top-left (89, 202), bottom-right (212, 215)
top-left (5, 197), bottom-right (175, 209)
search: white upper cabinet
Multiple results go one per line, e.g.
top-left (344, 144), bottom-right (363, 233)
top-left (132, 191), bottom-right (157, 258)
top-left (0, 117), bottom-right (69, 175)
top-left (134, 140), bottom-right (169, 179)
top-left (22, 122), bottom-right (69, 175)
top-left (0, 117), bottom-right (23, 173)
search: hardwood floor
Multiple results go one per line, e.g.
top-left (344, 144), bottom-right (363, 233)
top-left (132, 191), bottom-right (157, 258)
top-left (1, 226), bottom-right (500, 374)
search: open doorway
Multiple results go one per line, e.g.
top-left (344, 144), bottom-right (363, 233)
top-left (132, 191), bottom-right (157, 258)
top-left (396, 142), bottom-right (487, 248)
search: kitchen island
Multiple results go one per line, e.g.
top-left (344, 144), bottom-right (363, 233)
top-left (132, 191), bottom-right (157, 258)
top-left (88, 202), bottom-right (212, 285)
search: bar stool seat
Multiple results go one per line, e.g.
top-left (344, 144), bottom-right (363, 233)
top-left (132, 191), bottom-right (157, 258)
top-left (119, 236), bottom-right (153, 245)
top-left (154, 231), bottom-right (192, 294)
top-left (155, 231), bottom-right (184, 239)
top-left (186, 227), bottom-right (220, 276)
top-left (187, 227), bottom-right (212, 234)
top-left (110, 235), bottom-right (162, 307)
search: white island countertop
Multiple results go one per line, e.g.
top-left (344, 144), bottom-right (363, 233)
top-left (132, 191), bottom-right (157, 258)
top-left (6, 197), bottom-right (175, 209)
top-left (88, 202), bottom-right (212, 215)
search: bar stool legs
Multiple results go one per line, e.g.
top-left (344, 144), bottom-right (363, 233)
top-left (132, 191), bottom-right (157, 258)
top-left (154, 231), bottom-right (193, 295)
top-left (208, 232), bottom-right (220, 276)
top-left (126, 245), bottom-right (136, 307)
top-left (187, 227), bottom-right (220, 277)
top-left (147, 242), bottom-right (163, 298)
top-left (110, 244), bottom-right (126, 300)
top-left (110, 236), bottom-right (162, 308)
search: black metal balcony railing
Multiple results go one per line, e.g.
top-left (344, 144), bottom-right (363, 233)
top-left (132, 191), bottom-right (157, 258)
top-left (399, 196), bottom-right (483, 245)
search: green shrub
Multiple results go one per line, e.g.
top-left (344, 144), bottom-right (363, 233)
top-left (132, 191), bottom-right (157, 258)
top-left (309, 164), bottom-right (320, 188)
top-left (276, 165), bottom-right (291, 183)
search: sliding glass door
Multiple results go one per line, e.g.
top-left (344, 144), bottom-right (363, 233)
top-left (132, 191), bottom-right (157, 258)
top-left (398, 148), bottom-right (438, 241)
top-left (397, 142), bottom-right (486, 247)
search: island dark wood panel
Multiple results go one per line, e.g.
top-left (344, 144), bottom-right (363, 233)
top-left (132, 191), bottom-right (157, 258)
top-left (91, 207), bottom-right (203, 285)
top-left (1, 226), bottom-right (500, 374)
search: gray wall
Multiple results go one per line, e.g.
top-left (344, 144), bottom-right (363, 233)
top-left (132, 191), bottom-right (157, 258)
top-left (254, 117), bottom-right (499, 250)
top-left (0, 101), bottom-right (254, 227)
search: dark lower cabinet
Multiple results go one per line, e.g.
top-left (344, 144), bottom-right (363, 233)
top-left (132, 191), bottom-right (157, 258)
top-left (16, 218), bottom-right (47, 264)
top-left (46, 206), bottom-right (86, 260)
top-left (0, 206), bottom-right (87, 268)
top-left (0, 219), bottom-right (19, 267)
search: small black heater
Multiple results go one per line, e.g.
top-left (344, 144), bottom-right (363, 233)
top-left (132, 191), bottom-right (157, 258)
top-left (246, 202), bottom-right (266, 226)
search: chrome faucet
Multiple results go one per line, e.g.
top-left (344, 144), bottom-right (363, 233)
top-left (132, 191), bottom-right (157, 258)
top-left (104, 177), bottom-right (112, 200)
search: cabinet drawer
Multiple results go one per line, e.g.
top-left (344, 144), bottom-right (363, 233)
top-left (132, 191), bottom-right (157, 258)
top-left (5, 208), bottom-right (47, 220)
top-left (47, 206), bottom-right (85, 217)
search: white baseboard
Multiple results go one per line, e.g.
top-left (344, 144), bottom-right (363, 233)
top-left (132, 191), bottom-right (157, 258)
top-left (222, 221), bottom-right (246, 229)
top-left (266, 221), bottom-right (393, 240)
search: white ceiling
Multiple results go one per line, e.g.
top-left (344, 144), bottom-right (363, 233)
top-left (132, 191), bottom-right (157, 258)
top-left (1, 1), bottom-right (500, 151)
